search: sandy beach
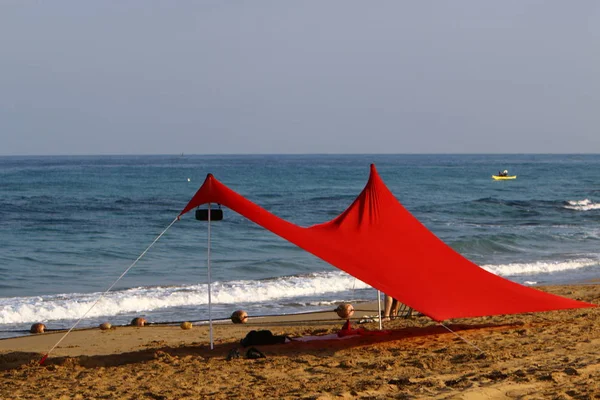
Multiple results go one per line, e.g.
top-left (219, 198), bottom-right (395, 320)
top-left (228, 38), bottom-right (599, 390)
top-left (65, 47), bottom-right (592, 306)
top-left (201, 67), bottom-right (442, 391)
top-left (1, 284), bottom-right (598, 399)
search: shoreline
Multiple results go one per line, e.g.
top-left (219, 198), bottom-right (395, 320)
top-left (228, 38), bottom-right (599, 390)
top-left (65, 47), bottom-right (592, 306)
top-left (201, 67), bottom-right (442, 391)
top-left (3, 278), bottom-right (599, 341)
top-left (0, 301), bottom-right (383, 349)
top-left (0, 298), bottom-right (382, 341)
top-left (1, 284), bottom-right (599, 398)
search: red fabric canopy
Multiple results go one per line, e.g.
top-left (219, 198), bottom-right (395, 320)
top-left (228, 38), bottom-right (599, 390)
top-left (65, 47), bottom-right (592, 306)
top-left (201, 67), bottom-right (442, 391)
top-left (179, 164), bottom-right (595, 321)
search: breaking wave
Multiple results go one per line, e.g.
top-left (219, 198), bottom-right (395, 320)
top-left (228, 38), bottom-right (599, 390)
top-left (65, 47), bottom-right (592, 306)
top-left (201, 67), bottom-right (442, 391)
top-left (482, 258), bottom-right (599, 277)
top-left (2, 257), bottom-right (599, 326)
top-left (564, 199), bottom-right (600, 211)
top-left (0, 271), bottom-right (370, 325)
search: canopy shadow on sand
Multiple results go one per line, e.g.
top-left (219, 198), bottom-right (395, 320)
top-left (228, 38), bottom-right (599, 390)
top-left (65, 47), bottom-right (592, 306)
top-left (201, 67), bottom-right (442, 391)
top-left (0, 321), bottom-right (523, 371)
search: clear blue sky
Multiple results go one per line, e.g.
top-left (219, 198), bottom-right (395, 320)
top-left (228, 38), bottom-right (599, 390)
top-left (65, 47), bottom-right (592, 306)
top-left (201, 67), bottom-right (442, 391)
top-left (1, 1), bottom-right (599, 155)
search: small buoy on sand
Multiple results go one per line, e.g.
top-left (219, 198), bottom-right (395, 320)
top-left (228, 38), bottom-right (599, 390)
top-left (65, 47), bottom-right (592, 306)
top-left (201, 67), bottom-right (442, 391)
top-left (230, 310), bottom-right (248, 324)
top-left (99, 322), bottom-right (112, 330)
top-left (30, 323), bottom-right (46, 334)
top-left (180, 321), bottom-right (193, 330)
top-left (131, 317), bottom-right (147, 327)
top-left (335, 303), bottom-right (355, 319)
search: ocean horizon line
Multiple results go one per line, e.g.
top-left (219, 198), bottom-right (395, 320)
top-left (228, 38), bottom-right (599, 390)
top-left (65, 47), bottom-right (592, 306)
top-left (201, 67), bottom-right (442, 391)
top-left (1, 152), bottom-right (600, 158)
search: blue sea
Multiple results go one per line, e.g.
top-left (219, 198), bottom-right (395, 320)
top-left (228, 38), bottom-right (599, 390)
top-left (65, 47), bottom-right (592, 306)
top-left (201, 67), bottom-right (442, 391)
top-left (1, 154), bottom-right (600, 339)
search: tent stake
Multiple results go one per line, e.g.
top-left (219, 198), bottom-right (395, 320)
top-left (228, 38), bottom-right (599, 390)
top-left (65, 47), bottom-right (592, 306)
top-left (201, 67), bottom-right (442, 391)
top-left (377, 290), bottom-right (382, 330)
top-left (207, 203), bottom-right (213, 350)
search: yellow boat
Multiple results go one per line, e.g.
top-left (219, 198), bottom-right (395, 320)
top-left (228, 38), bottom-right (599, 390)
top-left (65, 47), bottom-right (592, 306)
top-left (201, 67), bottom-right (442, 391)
top-left (492, 175), bottom-right (517, 180)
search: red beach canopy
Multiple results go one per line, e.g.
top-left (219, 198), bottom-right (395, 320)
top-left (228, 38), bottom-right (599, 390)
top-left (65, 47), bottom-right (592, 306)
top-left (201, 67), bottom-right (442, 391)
top-left (179, 164), bottom-right (595, 321)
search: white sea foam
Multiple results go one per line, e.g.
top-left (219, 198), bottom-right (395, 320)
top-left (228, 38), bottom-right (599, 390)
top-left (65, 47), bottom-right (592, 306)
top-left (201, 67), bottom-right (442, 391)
top-left (564, 199), bottom-right (600, 211)
top-left (2, 258), bottom-right (598, 325)
top-left (0, 271), bottom-right (370, 325)
top-left (482, 258), bottom-right (598, 277)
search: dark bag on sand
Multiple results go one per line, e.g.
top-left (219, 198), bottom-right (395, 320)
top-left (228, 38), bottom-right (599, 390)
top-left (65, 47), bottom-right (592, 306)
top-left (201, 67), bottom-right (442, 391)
top-left (246, 347), bottom-right (266, 359)
top-left (226, 348), bottom-right (241, 361)
top-left (240, 330), bottom-right (288, 347)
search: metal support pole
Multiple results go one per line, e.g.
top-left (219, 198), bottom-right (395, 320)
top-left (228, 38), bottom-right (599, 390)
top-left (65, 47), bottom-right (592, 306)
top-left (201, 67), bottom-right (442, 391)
top-left (377, 290), bottom-right (382, 330)
top-left (207, 203), bottom-right (213, 349)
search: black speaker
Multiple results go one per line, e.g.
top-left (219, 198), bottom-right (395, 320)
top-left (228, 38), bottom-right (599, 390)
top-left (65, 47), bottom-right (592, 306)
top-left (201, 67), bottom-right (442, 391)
top-left (195, 208), bottom-right (223, 221)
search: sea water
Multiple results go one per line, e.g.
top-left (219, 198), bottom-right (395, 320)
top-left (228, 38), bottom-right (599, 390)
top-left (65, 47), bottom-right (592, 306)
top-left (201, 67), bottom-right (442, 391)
top-left (1, 154), bottom-right (599, 338)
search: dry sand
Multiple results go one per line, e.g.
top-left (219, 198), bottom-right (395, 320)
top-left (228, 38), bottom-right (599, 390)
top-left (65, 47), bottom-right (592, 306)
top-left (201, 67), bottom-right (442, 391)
top-left (1, 284), bottom-right (599, 399)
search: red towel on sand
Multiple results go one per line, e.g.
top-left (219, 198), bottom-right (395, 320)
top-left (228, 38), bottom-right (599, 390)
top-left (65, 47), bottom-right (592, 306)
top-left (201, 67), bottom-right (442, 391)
top-left (338, 320), bottom-right (390, 337)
